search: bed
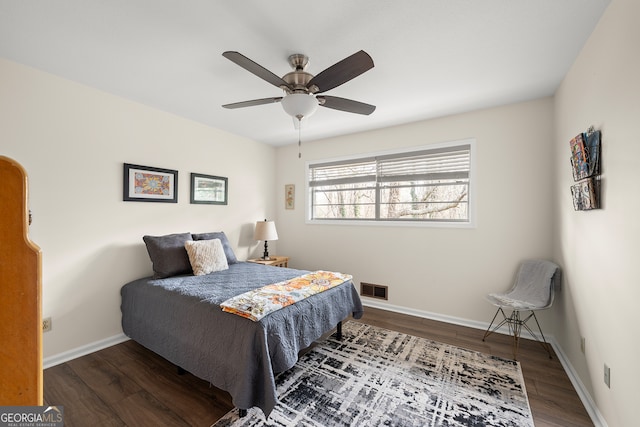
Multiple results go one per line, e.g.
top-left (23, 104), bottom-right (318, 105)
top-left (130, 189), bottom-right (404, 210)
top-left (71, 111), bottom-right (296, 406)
top-left (120, 232), bottom-right (363, 417)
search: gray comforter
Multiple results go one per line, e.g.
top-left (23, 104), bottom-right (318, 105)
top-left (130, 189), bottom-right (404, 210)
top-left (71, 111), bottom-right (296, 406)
top-left (120, 262), bottom-right (364, 417)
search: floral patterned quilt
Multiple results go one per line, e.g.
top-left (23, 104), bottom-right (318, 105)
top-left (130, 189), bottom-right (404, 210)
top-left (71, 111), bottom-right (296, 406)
top-left (221, 270), bottom-right (353, 321)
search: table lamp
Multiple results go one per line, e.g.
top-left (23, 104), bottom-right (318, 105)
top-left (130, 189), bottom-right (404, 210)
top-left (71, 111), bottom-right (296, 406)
top-left (254, 219), bottom-right (278, 260)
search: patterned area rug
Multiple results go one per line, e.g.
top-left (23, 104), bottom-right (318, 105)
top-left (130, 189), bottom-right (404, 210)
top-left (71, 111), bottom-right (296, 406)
top-left (213, 321), bottom-right (534, 427)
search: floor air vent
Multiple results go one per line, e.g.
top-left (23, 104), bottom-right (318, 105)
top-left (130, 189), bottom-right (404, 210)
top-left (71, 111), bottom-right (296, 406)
top-left (360, 282), bottom-right (388, 300)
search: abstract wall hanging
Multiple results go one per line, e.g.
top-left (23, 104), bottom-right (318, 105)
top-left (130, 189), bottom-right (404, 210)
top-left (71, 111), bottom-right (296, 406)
top-left (123, 163), bottom-right (178, 203)
top-left (569, 127), bottom-right (601, 211)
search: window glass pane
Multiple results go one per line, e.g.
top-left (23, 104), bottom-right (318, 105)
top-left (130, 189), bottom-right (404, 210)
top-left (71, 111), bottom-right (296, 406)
top-left (379, 181), bottom-right (468, 220)
top-left (311, 183), bottom-right (376, 219)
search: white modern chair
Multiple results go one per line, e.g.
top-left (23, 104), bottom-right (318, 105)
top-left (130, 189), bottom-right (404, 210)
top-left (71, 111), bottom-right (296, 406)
top-left (482, 259), bottom-right (560, 360)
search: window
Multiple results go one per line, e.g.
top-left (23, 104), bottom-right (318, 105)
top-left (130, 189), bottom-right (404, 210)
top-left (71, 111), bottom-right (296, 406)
top-left (306, 139), bottom-right (475, 226)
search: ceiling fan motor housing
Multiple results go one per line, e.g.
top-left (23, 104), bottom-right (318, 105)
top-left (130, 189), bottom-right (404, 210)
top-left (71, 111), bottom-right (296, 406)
top-left (283, 54), bottom-right (315, 94)
top-left (282, 71), bottom-right (314, 94)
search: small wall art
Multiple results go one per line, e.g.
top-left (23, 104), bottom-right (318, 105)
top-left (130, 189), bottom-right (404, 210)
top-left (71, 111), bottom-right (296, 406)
top-left (285, 184), bottom-right (295, 209)
top-left (190, 173), bottom-right (228, 205)
top-left (571, 179), bottom-right (598, 211)
top-left (569, 127), bottom-right (601, 211)
top-left (123, 163), bottom-right (178, 203)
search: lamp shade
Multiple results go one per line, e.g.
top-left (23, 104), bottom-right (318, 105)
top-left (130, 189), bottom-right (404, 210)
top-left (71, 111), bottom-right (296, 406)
top-left (254, 220), bottom-right (278, 241)
top-left (281, 93), bottom-right (318, 119)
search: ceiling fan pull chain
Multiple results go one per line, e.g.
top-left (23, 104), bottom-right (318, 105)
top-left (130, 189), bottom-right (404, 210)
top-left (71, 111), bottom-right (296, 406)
top-left (297, 116), bottom-right (302, 158)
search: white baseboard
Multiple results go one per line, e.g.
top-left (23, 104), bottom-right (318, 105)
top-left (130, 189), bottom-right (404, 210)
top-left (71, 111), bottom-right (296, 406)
top-left (362, 299), bottom-right (494, 332)
top-left (361, 299), bottom-right (607, 427)
top-left (549, 340), bottom-right (609, 427)
top-left (43, 333), bottom-right (130, 369)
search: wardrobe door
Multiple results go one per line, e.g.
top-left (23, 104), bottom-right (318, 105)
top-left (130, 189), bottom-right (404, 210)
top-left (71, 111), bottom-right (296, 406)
top-left (0, 156), bottom-right (43, 405)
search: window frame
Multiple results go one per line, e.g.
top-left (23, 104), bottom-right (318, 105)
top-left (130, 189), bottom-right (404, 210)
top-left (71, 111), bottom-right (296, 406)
top-left (305, 138), bottom-right (477, 228)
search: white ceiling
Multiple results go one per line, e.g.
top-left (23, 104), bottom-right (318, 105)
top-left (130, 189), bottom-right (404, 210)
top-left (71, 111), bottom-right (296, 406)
top-left (0, 0), bottom-right (610, 146)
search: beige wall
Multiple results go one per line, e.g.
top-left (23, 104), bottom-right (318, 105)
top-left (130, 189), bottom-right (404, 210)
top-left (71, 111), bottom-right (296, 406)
top-left (553, 0), bottom-right (639, 426)
top-left (0, 59), bottom-right (278, 358)
top-left (275, 98), bottom-right (555, 324)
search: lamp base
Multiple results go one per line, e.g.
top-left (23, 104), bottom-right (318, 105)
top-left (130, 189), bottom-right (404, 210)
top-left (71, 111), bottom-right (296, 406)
top-left (262, 241), bottom-right (271, 261)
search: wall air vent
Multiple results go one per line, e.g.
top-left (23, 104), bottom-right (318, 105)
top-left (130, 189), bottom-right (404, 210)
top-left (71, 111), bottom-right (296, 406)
top-left (360, 282), bottom-right (388, 300)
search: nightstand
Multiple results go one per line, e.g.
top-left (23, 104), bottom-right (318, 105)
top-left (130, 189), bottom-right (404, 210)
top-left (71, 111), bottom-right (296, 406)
top-left (247, 256), bottom-right (289, 268)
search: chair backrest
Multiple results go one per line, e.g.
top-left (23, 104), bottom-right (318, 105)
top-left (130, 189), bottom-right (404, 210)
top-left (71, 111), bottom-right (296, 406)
top-left (505, 259), bottom-right (560, 310)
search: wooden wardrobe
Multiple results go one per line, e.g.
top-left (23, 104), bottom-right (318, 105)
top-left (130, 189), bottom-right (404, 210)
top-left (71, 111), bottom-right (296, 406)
top-left (0, 156), bottom-right (43, 405)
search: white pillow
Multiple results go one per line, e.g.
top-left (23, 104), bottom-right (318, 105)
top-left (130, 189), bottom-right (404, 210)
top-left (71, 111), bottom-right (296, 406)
top-left (184, 238), bottom-right (229, 276)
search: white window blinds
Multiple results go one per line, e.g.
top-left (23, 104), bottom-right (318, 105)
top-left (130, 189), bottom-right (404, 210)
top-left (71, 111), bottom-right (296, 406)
top-left (376, 145), bottom-right (470, 182)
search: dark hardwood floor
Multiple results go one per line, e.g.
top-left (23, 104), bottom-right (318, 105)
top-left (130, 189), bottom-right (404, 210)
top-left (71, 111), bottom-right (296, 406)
top-left (44, 307), bottom-right (594, 426)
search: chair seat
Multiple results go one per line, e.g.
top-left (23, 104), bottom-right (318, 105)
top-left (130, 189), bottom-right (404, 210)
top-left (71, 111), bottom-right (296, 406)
top-left (485, 293), bottom-right (546, 310)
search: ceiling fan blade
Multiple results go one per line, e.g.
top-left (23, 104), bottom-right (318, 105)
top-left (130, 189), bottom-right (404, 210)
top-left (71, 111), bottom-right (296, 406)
top-left (222, 97), bottom-right (283, 109)
top-left (222, 51), bottom-right (291, 90)
top-left (318, 96), bottom-right (376, 115)
top-left (307, 50), bottom-right (374, 94)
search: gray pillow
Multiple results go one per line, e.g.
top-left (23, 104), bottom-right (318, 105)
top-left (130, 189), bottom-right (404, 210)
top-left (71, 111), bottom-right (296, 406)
top-left (191, 231), bottom-right (238, 264)
top-left (143, 232), bottom-right (193, 278)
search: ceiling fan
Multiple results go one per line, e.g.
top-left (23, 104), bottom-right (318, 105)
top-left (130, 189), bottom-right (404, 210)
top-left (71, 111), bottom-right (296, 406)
top-left (221, 50), bottom-right (376, 125)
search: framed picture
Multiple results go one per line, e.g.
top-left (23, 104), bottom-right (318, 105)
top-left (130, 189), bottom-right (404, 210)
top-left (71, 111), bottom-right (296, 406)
top-left (123, 163), bottom-right (178, 203)
top-left (190, 173), bottom-right (228, 205)
top-left (285, 184), bottom-right (295, 209)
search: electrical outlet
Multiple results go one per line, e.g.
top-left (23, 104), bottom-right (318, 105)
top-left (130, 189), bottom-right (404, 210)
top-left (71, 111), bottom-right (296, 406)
top-left (604, 364), bottom-right (610, 388)
top-left (42, 317), bottom-right (52, 332)
top-left (580, 337), bottom-right (585, 354)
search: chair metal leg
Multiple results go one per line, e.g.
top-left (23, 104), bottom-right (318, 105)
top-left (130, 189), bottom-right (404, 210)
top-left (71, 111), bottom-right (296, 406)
top-left (521, 311), bottom-right (553, 359)
top-left (483, 308), bottom-right (553, 361)
top-left (483, 308), bottom-right (507, 341)
top-left (510, 311), bottom-right (523, 360)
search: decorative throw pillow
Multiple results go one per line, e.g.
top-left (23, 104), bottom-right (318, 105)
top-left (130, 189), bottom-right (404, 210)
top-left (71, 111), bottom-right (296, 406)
top-left (143, 232), bottom-right (193, 279)
top-left (191, 231), bottom-right (238, 264)
top-left (184, 239), bottom-right (229, 276)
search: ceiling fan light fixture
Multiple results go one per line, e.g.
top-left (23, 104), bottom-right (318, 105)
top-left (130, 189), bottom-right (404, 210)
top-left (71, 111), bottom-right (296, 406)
top-left (281, 93), bottom-right (318, 120)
